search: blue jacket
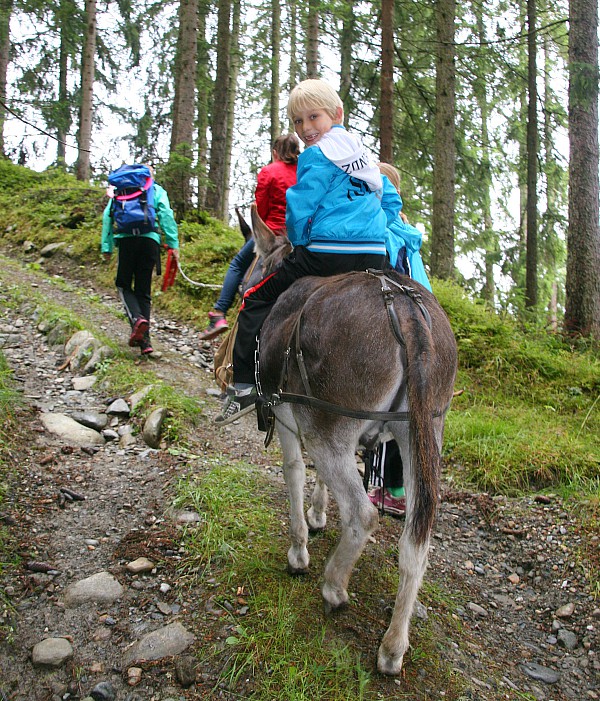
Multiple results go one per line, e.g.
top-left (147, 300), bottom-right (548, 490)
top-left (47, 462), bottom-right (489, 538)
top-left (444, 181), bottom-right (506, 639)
top-left (387, 217), bottom-right (432, 291)
top-left (286, 132), bottom-right (402, 255)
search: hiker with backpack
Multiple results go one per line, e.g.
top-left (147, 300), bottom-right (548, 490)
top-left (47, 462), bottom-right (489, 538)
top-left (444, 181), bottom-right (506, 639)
top-left (101, 163), bottom-right (180, 355)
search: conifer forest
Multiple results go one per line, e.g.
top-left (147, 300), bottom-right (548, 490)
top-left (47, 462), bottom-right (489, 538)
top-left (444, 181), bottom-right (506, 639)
top-left (0, 0), bottom-right (598, 337)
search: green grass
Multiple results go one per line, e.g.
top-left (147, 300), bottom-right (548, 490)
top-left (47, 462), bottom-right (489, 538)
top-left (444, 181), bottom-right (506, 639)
top-left (173, 459), bottom-right (469, 700)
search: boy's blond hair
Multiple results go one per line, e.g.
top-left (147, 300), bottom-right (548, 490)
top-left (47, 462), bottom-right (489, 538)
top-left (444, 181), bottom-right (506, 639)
top-left (287, 79), bottom-right (343, 121)
top-left (378, 162), bottom-right (401, 194)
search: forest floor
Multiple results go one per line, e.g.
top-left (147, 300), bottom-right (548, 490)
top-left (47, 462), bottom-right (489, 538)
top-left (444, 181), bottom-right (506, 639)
top-left (0, 247), bottom-right (598, 701)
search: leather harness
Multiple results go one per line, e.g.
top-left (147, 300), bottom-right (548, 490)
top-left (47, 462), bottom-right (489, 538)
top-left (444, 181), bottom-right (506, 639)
top-left (255, 270), bottom-right (444, 446)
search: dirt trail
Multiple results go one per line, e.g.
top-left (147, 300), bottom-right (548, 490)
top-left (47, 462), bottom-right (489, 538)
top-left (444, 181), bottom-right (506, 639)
top-left (0, 252), bottom-right (598, 701)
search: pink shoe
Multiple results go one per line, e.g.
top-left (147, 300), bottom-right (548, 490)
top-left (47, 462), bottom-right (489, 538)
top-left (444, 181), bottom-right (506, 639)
top-left (129, 317), bottom-right (149, 347)
top-left (199, 311), bottom-right (229, 341)
top-left (368, 487), bottom-right (406, 517)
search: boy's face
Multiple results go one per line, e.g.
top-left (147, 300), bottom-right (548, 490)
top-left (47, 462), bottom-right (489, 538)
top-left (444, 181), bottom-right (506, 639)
top-left (291, 106), bottom-right (342, 146)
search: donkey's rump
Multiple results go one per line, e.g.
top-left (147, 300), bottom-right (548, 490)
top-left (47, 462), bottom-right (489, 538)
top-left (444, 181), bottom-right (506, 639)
top-left (259, 270), bottom-right (450, 413)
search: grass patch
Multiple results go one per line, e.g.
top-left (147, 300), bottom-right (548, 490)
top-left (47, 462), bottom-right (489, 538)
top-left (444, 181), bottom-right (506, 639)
top-left (173, 459), bottom-right (469, 700)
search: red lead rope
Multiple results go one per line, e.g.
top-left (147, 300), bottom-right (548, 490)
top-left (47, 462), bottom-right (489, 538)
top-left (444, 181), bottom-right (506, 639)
top-left (161, 248), bottom-right (178, 291)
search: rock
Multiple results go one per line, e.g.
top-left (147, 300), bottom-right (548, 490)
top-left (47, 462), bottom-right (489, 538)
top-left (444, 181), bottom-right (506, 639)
top-left (107, 398), bottom-right (130, 416)
top-left (129, 385), bottom-right (154, 411)
top-left (142, 407), bottom-right (167, 449)
top-left (507, 573), bottom-right (520, 585)
top-left (557, 628), bottom-right (578, 650)
top-left (555, 602), bottom-right (575, 618)
top-left (65, 330), bottom-right (96, 356)
top-left (31, 637), bottom-right (73, 668)
top-left (70, 410), bottom-right (109, 431)
top-left (63, 571), bottom-right (124, 607)
top-left (70, 337), bottom-right (100, 371)
top-left (39, 242), bottom-right (66, 257)
top-left (126, 557), bottom-right (155, 574)
top-left (123, 622), bottom-right (195, 665)
top-left (174, 655), bottom-right (198, 688)
top-left (127, 667), bottom-right (143, 686)
top-left (84, 345), bottom-right (114, 374)
top-left (520, 662), bottom-right (561, 684)
top-left (72, 375), bottom-right (97, 391)
top-left (40, 412), bottom-right (105, 447)
top-left (467, 602), bottom-right (488, 617)
top-left (90, 681), bottom-right (116, 700)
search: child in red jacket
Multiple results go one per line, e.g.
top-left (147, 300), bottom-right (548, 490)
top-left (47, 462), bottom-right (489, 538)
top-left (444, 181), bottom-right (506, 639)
top-left (199, 134), bottom-right (299, 340)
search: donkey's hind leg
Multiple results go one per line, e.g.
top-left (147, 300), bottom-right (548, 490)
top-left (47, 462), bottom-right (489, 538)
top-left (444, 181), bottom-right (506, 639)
top-left (377, 527), bottom-right (429, 675)
top-left (276, 411), bottom-right (310, 574)
top-left (307, 439), bottom-right (379, 611)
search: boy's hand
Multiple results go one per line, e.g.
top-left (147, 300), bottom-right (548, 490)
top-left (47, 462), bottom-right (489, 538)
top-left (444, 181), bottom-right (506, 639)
top-left (102, 252), bottom-right (112, 262)
top-left (169, 248), bottom-right (180, 263)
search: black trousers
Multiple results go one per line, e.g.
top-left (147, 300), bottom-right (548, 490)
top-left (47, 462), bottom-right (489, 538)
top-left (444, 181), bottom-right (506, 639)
top-left (233, 245), bottom-right (386, 385)
top-left (115, 236), bottom-right (160, 328)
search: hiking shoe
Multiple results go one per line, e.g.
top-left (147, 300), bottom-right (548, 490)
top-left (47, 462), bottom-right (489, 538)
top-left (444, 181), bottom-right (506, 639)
top-left (214, 386), bottom-right (257, 425)
top-left (199, 311), bottom-right (228, 341)
top-left (368, 487), bottom-right (406, 518)
top-left (129, 317), bottom-right (149, 347)
top-left (140, 337), bottom-right (154, 355)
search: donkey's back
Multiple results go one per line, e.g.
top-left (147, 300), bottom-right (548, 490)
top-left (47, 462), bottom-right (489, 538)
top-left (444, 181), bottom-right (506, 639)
top-left (258, 269), bottom-right (457, 676)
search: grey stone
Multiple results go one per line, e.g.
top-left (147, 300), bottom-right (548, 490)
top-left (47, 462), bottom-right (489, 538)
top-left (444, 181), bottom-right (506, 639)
top-left (142, 407), bottom-right (167, 449)
top-left (40, 412), bottom-right (105, 447)
top-left (90, 681), bottom-right (116, 700)
top-left (65, 330), bottom-right (96, 356)
top-left (129, 386), bottom-right (154, 412)
top-left (126, 557), bottom-right (155, 574)
top-left (107, 398), bottom-right (130, 416)
top-left (31, 637), bottom-right (73, 668)
top-left (520, 662), bottom-right (561, 684)
top-left (84, 345), bottom-right (114, 374)
top-left (123, 622), bottom-right (195, 665)
top-left (63, 571), bottom-right (124, 607)
top-left (39, 242), bottom-right (66, 257)
top-left (70, 411), bottom-right (109, 431)
top-left (72, 375), bottom-right (97, 391)
top-left (557, 628), bottom-right (578, 650)
top-left (70, 337), bottom-right (99, 372)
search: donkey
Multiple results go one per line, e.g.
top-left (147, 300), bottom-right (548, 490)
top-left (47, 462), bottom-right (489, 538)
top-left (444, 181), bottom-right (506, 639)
top-left (247, 205), bottom-right (457, 676)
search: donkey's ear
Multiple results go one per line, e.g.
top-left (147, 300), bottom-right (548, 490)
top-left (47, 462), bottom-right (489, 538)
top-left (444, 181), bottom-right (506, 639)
top-left (235, 206), bottom-right (253, 242)
top-left (251, 203), bottom-right (277, 257)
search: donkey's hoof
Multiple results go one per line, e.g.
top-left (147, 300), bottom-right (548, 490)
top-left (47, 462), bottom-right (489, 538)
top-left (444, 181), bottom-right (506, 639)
top-left (377, 647), bottom-right (404, 676)
top-left (322, 583), bottom-right (349, 614)
top-left (307, 507), bottom-right (327, 532)
top-left (323, 599), bottom-right (349, 615)
top-left (286, 563), bottom-right (309, 576)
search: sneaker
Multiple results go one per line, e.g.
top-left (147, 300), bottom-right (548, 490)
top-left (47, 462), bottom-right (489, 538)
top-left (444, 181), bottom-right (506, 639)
top-left (214, 386), bottom-right (257, 425)
top-left (368, 487), bottom-right (406, 517)
top-left (140, 337), bottom-right (154, 355)
top-left (199, 311), bottom-right (228, 341)
top-left (129, 317), bottom-right (149, 347)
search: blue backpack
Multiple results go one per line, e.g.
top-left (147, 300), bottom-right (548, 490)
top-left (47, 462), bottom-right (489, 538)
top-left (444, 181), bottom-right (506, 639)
top-left (108, 164), bottom-right (156, 236)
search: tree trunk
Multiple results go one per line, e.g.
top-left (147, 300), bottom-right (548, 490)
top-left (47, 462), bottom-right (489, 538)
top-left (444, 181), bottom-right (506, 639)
top-left (473, 5), bottom-right (496, 305)
top-left (205, 0), bottom-right (231, 218)
top-left (339, 0), bottom-right (355, 128)
top-left (196, 0), bottom-right (210, 208)
top-left (223, 0), bottom-right (241, 218)
top-left (430, 0), bottom-right (456, 279)
top-left (379, 0), bottom-right (394, 162)
top-left (0, 0), bottom-right (13, 158)
top-left (168, 0), bottom-right (198, 217)
top-left (56, 4), bottom-right (71, 167)
top-left (270, 0), bottom-right (281, 143)
top-left (288, 0), bottom-right (300, 89)
top-left (76, 0), bottom-right (96, 182)
top-left (306, 0), bottom-right (319, 78)
top-left (525, 0), bottom-right (538, 310)
top-left (564, 0), bottom-right (600, 336)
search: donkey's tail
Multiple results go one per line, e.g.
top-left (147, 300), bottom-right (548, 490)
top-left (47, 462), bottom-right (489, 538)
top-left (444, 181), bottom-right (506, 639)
top-left (402, 307), bottom-right (440, 545)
